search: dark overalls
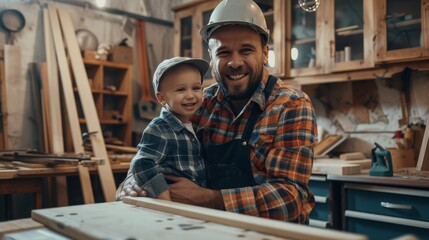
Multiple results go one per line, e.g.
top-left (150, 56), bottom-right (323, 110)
top-left (203, 76), bottom-right (277, 190)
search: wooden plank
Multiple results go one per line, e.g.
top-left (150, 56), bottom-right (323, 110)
top-left (0, 169), bottom-right (17, 179)
top-left (416, 117), bottom-right (429, 171)
top-left (43, 7), bottom-right (68, 207)
top-left (39, 63), bottom-right (51, 153)
top-left (315, 158), bottom-right (372, 169)
top-left (312, 161), bottom-right (361, 175)
top-left (29, 63), bottom-right (45, 152)
top-left (32, 201), bottom-right (366, 240)
top-left (105, 144), bottom-right (137, 153)
top-left (46, 5), bottom-right (94, 204)
top-left (124, 197), bottom-right (366, 240)
top-left (0, 218), bottom-right (43, 238)
top-left (314, 134), bottom-right (347, 156)
top-left (57, 7), bottom-right (116, 201)
top-left (0, 59), bottom-right (5, 150)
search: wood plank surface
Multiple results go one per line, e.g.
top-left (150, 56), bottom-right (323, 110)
top-left (123, 197), bottom-right (366, 240)
top-left (57, 7), bottom-right (116, 201)
top-left (417, 117), bottom-right (429, 171)
top-left (32, 200), bottom-right (365, 240)
top-left (43, 7), bottom-right (69, 206)
top-left (0, 218), bottom-right (43, 238)
top-left (0, 59), bottom-right (6, 150)
top-left (312, 161), bottom-right (361, 175)
top-left (47, 5), bottom-right (94, 204)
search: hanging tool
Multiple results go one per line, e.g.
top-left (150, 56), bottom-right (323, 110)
top-left (82, 131), bottom-right (98, 146)
top-left (369, 142), bottom-right (393, 177)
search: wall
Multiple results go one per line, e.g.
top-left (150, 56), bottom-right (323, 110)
top-left (304, 70), bottom-right (429, 156)
top-left (0, 0), bottom-right (190, 150)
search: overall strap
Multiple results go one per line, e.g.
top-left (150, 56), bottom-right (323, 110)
top-left (242, 75), bottom-right (277, 141)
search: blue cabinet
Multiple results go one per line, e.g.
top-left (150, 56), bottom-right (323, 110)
top-left (308, 175), bottom-right (341, 229)
top-left (343, 183), bottom-right (429, 240)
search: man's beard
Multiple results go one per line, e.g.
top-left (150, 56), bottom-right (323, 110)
top-left (214, 67), bottom-right (263, 101)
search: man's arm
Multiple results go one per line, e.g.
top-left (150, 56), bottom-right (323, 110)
top-left (166, 175), bottom-right (225, 210)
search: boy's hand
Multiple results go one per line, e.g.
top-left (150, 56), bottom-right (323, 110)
top-left (115, 175), bottom-right (147, 200)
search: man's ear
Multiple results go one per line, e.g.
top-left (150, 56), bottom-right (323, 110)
top-left (262, 44), bottom-right (269, 65)
top-left (155, 92), bottom-right (165, 105)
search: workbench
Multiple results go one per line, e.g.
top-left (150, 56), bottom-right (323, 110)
top-left (1, 197), bottom-right (367, 240)
top-left (0, 163), bottom-right (129, 220)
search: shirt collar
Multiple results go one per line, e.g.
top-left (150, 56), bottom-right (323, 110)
top-left (159, 107), bottom-right (186, 132)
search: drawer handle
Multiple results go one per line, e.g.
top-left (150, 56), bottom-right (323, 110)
top-left (380, 202), bottom-right (412, 210)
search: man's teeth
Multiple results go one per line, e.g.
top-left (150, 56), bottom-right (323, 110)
top-left (229, 74), bottom-right (245, 80)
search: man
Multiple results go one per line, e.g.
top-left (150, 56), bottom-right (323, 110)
top-left (118, 0), bottom-right (317, 224)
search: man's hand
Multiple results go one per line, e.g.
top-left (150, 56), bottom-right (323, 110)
top-left (166, 175), bottom-right (225, 210)
top-left (115, 174), bottom-right (147, 200)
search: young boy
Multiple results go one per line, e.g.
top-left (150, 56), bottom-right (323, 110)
top-left (122, 57), bottom-right (209, 201)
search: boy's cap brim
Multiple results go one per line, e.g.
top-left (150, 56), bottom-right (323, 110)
top-left (153, 57), bottom-right (210, 92)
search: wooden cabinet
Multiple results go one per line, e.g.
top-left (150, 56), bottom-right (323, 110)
top-left (374, 0), bottom-right (429, 63)
top-left (71, 59), bottom-right (132, 149)
top-left (172, 0), bottom-right (288, 80)
top-left (173, 0), bottom-right (429, 84)
top-left (288, 0), bottom-right (376, 77)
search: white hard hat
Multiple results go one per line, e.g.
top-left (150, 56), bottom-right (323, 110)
top-left (199, 0), bottom-right (270, 42)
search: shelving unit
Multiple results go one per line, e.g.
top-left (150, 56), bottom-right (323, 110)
top-left (68, 58), bottom-right (132, 151)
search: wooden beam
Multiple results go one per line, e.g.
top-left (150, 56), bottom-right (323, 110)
top-left (0, 59), bottom-right (6, 150)
top-left (123, 197), bottom-right (366, 240)
top-left (57, 7), bottom-right (116, 201)
top-left (46, 5), bottom-right (95, 204)
top-left (416, 117), bottom-right (429, 171)
top-left (43, 7), bottom-right (69, 206)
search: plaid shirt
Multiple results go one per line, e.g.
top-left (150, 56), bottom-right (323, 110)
top-left (191, 69), bottom-right (317, 223)
top-left (130, 107), bottom-right (206, 198)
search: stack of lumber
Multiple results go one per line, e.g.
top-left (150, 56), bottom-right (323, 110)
top-left (312, 152), bottom-right (371, 175)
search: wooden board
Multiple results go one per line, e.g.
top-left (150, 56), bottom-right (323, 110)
top-left (312, 161), bottom-right (361, 175)
top-left (47, 5), bottom-right (94, 204)
top-left (416, 117), bottom-right (429, 171)
top-left (57, 6), bottom-right (116, 201)
top-left (315, 158), bottom-right (372, 169)
top-left (0, 59), bottom-right (5, 150)
top-left (314, 135), bottom-right (348, 155)
top-left (39, 63), bottom-right (51, 153)
top-left (32, 201), bottom-right (365, 240)
top-left (43, 7), bottom-right (68, 207)
top-left (0, 169), bottom-right (17, 179)
top-left (0, 218), bottom-right (43, 238)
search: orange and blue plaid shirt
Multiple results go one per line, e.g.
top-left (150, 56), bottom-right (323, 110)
top-left (191, 69), bottom-right (317, 223)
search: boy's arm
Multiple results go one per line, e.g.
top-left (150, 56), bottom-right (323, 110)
top-left (132, 126), bottom-right (170, 198)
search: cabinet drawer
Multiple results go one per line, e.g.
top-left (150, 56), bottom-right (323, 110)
top-left (345, 184), bottom-right (429, 221)
top-left (345, 210), bottom-right (429, 240)
top-left (309, 201), bottom-right (330, 221)
top-left (309, 177), bottom-right (329, 197)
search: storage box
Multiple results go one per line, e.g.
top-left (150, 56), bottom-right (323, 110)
top-left (387, 148), bottom-right (416, 172)
top-left (110, 45), bottom-right (133, 64)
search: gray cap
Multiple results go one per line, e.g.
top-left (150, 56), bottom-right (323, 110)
top-left (152, 57), bottom-right (210, 92)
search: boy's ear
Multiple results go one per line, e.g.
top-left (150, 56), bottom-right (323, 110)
top-left (155, 92), bottom-right (165, 105)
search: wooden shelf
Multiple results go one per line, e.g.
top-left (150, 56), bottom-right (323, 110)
top-left (67, 59), bottom-right (132, 152)
top-left (336, 28), bottom-right (363, 37)
top-left (293, 38), bottom-right (316, 45)
top-left (387, 18), bottom-right (421, 28)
